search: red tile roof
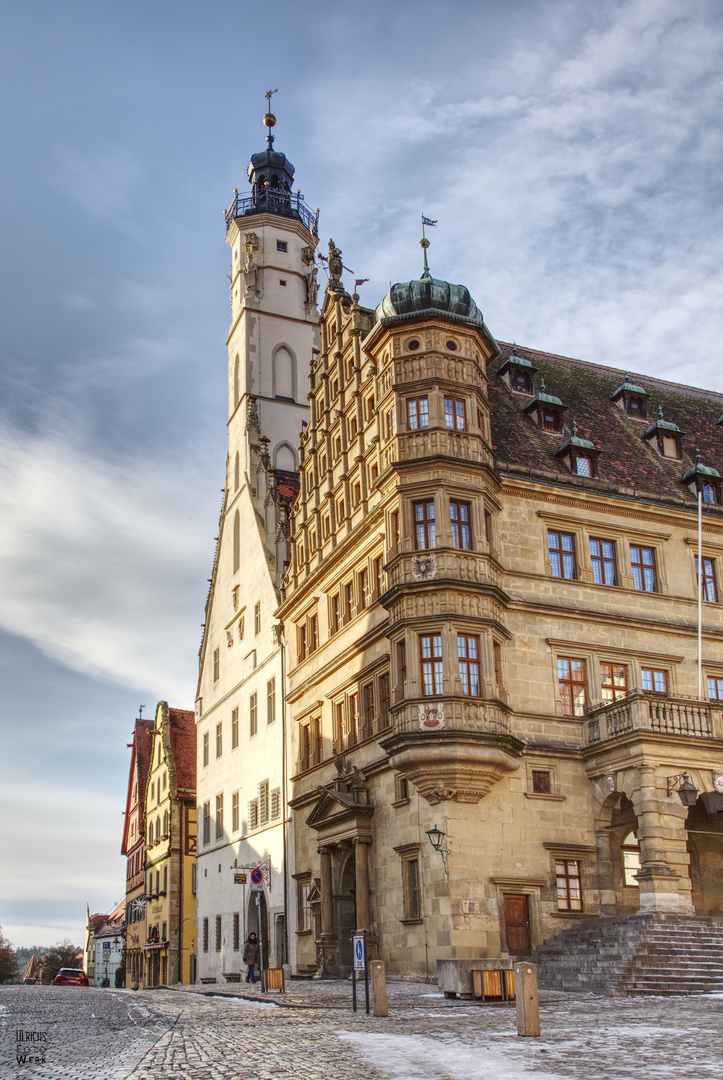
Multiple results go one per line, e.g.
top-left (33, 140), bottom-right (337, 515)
top-left (168, 707), bottom-right (196, 796)
top-left (491, 343), bottom-right (723, 504)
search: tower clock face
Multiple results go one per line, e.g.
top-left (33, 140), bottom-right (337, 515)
top-left (713, 773), bottom-right (723, 794)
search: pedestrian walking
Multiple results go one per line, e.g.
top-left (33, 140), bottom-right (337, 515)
top-left (243, 933), bottom-right (260, 983)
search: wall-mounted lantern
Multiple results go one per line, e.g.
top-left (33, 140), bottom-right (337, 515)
top-left (666, 773), bottom-right (699, 807)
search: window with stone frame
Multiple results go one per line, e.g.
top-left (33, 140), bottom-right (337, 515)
top-left (600, 662), bottom-right (628, 703)
top-left (407, 396), bottom-right (429, 430)
top-left (695, 555), bottom-right (718, 603)
top-left (215, 915), bottom-right (222, 951)
top-left (248, 797), bottom-right (259, 829)
top-left (397, 846), bottom-right (422, 920)
top-left (450, 500), bottom-right (472, 550)
top-left (233, 912), bottom-right (240, 950)
top-left (202, 801), bottom-right (211, 845)
top-left (621, 831), bottom-right (641, 887)
top-left (548, 531), bottom-right (576, 579)
top-left (296, 877), bottom-right (312, 933)
top-left (232, 791), bottom-right (239, 832)
top-left (557, 657), bottom-right (587, 716)
top-left (630, 545), bottom-right (657, 591)
top-left (556, 859), bottom-right (583, 911)
top-left (202, 917), bottom-right (209, 952)
top-left (362, 682), bottom-right (375, 740)
top-left (249, 692), bottom-right (258, 736)
top-left (203, 732), bottom-right (209, 767)
top-left (300, 722), bottom-right (312, 771)
top-left (457, 634), bottom-right (480, 696)
top-left (420, 634), bottom-right (443, 696)
top-left (216, 721), bottom-right (223, 758)
top-left (358, 568), bottom-right (368, 611)
top-left (258, 780), bottom-right (270, 827)
top-left (374, 555), bottom-right (384, 598)
top-left (267, 678), bottom-right (276, 724)
top-left (343, 581), bottom-right (354, 624)
top-left (590, 538), bottom-right (617, 585)
top-left (708, 676), bottom-right (723, 701)
top-left (329, 592), bottom-right (340, 635)
top-left (379, 672), bottom-right (390, 727)
top-left (641, 667), bottom-right (667, 694)
top-left (414, 500), bottom-right (436, 549)
top-left (254, 601), bottom-right (261, 636)
top-left (385, 406), bottom-right (396, 440)
top-left (213, 648), bottom-right (220, 681)
top-left (271, 787), bottom-right (281, 820)
top-left (215, 793), bottom-right (223, 839)
top-left (530, 769), bottom-right (552, 795)
top-left (444, 397), bottom-right (466, 431)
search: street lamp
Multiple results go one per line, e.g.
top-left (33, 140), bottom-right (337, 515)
top-left (666, 773), bottom-right (699, 807)
top-left (426, 824), bottom-right (451, 876)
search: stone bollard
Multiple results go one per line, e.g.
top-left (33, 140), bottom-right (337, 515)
top-left (370, 960), bottom-right (388, 1017)
top-left (514, 962), bottom-right (540, 1037)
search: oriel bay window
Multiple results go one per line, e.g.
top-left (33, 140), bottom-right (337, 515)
top-left (548, 531), bottom-right (576, 579)
top-left (590, 538), bottom-right (617, 585)
top-left (556, 859), bottom-right (583, 911)
top-left (557, 657), bottom-right (587, 716)
top-left (407, 396), bottom-right (429, 430)
top-left (420, 634), bottom-right (443, 696)
top-left (457, 635), bottom-right (480, 695)
top-left (414, 500), bottom-right (436, 549)
top-left (600, 662), bottom-right (628, 703)
top-left (450, 501), bottom-right (471, 550)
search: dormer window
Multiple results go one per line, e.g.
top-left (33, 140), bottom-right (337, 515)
top-left (611, 373), bottom-right (648, 420)
top-left (524, 379), bottom-right (567, 434)
top-left (498, 346), bottom-right (537, 395)
top-left (555, 422), bottom-right (600, 478)
top-left (681, 451), bottom-right (721, 503)
top-left (643, 406), bottom-right (683, 459)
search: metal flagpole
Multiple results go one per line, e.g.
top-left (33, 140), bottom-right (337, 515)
top-left (698, 483), bottom-right (703, 701)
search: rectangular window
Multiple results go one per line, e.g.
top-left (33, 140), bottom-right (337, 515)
top-left (270, 787), bottom-right (281, 819)
top-left (162, 866), bottom-right (167, 894)
top-left (450, 501), bottom-right (471, 550)
top-left (254, 601), bottom-right (261, 635)
top-left (300, 722), bottom-right (311, 771)
top-left (232, 791), bottom-right (239, 832)
top-left (276, 240), bottom-right (287, 252)
top-left (374, 556), bottom-right (384, 598)
top-left (414, 500), bottom-right (436, 549)
top-left (192, 864), bottom-right (197, 896)
top-left (267, 678), bottom-right (276, 724)
top-left (250, 692), bottom-right (258, 737)
top-left (385, 406), bottom-right (396, 440)
top-left (202, 917), bottom-right (209, 952)
top-left (352, 480), bottom-right (361, 504)
top-left (557, 658), bottom-right (587, 716)
top-left (600, 662), bottom-right (628, 703)
top-left (362, 682), bottom-right (374, 738)
top-left (215, 793), bottom-right (224, 839)
top-left (231, 707), bottom-right (239, 749)
top-left (380, 673), bottom-right (390, 726)
top-left (531, 769), bottom-right (551, 795)
top-left (213, 648), bottom-right (220, 681)
top-left (297, 880), bottom-right (311, 932)
top-left (444, 397), bottom-right (466, 431)
top-left (337, 498), bottom-right (345, 526)
top-left (312, 716), bottom-right (322, 764)
top-left (203, 732), bottom-right (209, 767)
top-left (202, 801), bottom-right (210, 845)
top-left (542, 407), bottom-right (562, 432)
top-left (215, 915), bottom-right (222, 951)
top-left (248, 798), bottom-right (259, 829)
top-left (630, 545), bottom-right (657, 592)
top-left (695, 556), bottom-right (718, 603)
top-left (395, 775), bottom-right (409, 802)
top-left (216, 722), bottom-right (223, 758)
top-left (403, 857), bottom-right (421, 919)
top-left (641, 667), bottom-right (667, 694)
top-left (407, 396), bottom-right (429, 430)
top-left (390, 510), bottom-right (400, 551)
top-left (556, 859), bottom-right (582, 911)
top-left (548, 531), bottom-right (576, 579)
top-left (330, 593), bottom-right (340, 635)
top-left (590, 538), bottom-right (617, 586)
top-left (356, 565), bottom-right (367, 609)
top-left (347, 693), bottom-right (359, 747)
top-left (333, 701), bottom-right (344, 754)
top-left (259, 780), bottom-right (270, 826)
top-left (420, 634), bottom-right (443, 696)
top-left (708, 676), bottom-right (723, 701)
top-left (309, 614), bottom-right (318, 651)
top-left (344, 581), bottom-right (354, 623)
top-left (233, 912), bottom-right (240, 950)
top-left (457, 634), bottom-right (480, 696)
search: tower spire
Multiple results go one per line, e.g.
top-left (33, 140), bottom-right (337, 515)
top-left (419, 214), bottom-right (437, 279)
top-left (263, 88), bottom-right (278, 148)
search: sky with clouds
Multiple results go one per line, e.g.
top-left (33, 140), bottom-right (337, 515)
top-left (1, 0), bottom-right (721, 947)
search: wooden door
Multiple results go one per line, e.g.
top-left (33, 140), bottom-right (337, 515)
top-left (504, 894), bottom-right (531, 955)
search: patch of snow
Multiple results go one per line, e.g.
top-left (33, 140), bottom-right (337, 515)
top-left (419, 993), bottom-right (444, 998)
top-left (218, 995), bottom-right (278, 1009)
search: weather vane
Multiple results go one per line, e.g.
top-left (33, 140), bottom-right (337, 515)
top-left (420, 214), bottom-right (437, 278)
top-left (263, 88), bottom-right (278, 146)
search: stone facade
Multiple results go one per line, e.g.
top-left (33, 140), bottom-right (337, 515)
top-left (277, 258), bottom-right (723, 979)
top-left (121, 717), bottom-right (153, 988)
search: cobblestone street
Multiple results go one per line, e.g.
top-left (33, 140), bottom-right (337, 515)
top-left (1, 982), bottom-right (722, 1080)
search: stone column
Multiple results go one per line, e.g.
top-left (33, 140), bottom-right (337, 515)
top-left (631, 767), bottom-right (695, 915)
top-left (353, 837), bottom-right (372, 931)
top-left (319, 847), bottom-right (334, 937)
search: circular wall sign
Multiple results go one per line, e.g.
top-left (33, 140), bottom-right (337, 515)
top-left (250, 868), bottom-right (264, 884)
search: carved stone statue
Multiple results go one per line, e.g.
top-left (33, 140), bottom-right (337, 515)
top-left (306, 265), bottom-right (319, 306)
top-left (327, 239), bottom-right (344, 292)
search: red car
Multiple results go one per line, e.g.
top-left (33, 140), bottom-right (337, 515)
top-left (54, 968), bottom-right (89, 987)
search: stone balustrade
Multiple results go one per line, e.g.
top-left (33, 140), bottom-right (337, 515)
top-left (585, 691), bottom-right (723, 745)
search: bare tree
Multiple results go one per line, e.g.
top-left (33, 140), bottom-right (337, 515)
top-left (0, 928), bottom-right (18, 985)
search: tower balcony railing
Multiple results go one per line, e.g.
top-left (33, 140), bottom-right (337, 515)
top-left (225, 190), bottom-right (319, 236)
top-left (392, 697), bottom-right (513, 738)
top-left (584, 690), bottom-right (723, 746)
top-left (385, 548), bottom-right (503, 592)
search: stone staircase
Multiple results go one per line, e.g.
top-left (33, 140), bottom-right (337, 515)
top-left (533, 914), bottom-right (723, 995)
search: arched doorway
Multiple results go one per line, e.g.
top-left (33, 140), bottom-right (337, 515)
top-left (337, 850), bottom-right (356, 973)
top-left (686, 799), bottom-right (723, 916)
top-left (247, 890), bottom-right (269, 969)
top-left (597, 793), bottom-right (640, 914)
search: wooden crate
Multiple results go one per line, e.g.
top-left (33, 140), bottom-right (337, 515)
top-left (262, 967), bottom-right (285, 992)
top-left (471, 967), bottom-right (515, 1002)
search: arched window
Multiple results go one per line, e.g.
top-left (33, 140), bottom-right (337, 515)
top-left (272, 344), bottom-right (295, 401)
top-left (148, 824), bottom-right (154, 845)
top-left (273, 442), bottom-right (297, 473)
top-left (233, 510), bottom-right (240, 573)
top-left (163, 810), bottom-right (169, 836)
top-left (155, 816), bottom-right (161, 841)
top-left (622, 830), bottom-right (641, 886)
top-left (233, 355), bottom-right (240, 408)
top-left (234, 451), bottom-right (240, 491)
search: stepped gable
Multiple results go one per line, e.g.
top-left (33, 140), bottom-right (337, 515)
top-left (490, 342), bottom-right (723, 502)
top-left (168, 708), bottom-right (196, 796)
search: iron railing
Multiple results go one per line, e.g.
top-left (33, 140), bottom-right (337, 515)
top-left (225, 191), bottom-right (319, 236)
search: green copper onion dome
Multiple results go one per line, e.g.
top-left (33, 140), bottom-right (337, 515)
top-left (375, 276), bottom-right (484, 326)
